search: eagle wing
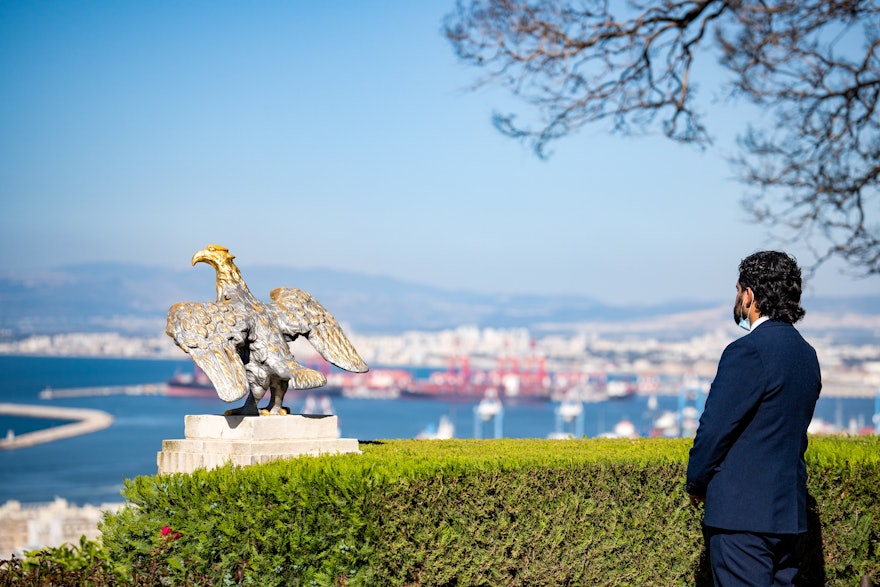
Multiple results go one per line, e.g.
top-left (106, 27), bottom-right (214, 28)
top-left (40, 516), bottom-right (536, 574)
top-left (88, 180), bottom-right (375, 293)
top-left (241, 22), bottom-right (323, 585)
top-left (166, 301), bottom-right (251, 402)
top-left (269, 287), bottom-right (369, 373)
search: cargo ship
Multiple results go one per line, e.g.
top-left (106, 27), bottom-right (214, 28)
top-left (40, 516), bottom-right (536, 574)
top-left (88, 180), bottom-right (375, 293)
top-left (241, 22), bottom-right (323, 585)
top-left (400, 357), bottom-right (643, 403)
top-left (166, 365), bottom-right (342, 398)
top-left (400, 356), bottom-right (554, 403)
top-left (325, 368), bottom-right (412, 399)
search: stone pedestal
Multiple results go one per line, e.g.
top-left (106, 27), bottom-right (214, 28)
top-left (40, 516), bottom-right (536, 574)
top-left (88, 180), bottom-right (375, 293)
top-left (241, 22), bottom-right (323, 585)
top-left (157, 414), bottom-right (360, 474)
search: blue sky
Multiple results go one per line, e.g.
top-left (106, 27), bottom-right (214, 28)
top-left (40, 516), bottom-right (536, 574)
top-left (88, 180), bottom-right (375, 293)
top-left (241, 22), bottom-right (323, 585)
top-left (2, 1), bottom-right (877, 306)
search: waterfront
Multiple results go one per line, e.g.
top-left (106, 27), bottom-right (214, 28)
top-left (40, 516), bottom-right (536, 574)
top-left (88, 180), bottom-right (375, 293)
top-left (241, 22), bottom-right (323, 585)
top-left (0, 356), bottom-right (877, 506)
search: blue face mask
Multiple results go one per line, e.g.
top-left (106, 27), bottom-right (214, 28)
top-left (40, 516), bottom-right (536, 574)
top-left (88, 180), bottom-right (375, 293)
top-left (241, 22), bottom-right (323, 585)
top-left (737, 300), bottom-right (751, 331)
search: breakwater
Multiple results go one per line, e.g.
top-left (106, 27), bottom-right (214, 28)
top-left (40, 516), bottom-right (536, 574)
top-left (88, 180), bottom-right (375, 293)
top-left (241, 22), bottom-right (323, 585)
top-left (0, 403), bottom-right (114, 449)
top-left (39, 383), bottom-right (166, 399)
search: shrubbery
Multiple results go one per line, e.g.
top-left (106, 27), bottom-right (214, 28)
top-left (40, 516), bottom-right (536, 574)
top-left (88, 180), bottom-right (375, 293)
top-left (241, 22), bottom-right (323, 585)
top-left (2, 436), bottom-right (878, 586)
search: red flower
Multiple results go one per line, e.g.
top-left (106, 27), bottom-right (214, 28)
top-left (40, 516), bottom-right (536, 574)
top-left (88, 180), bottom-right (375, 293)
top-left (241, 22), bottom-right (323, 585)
top-left (161, 526), bottom-right (182, 540)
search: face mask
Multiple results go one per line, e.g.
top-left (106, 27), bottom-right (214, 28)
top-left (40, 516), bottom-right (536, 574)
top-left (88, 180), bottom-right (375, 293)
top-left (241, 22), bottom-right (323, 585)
top-left (737, 300), bottom-right (751, 331)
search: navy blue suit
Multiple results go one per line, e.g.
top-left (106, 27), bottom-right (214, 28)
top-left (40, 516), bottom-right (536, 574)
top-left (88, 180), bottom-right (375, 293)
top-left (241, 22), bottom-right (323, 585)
top-left (686, 320), bottom-right (821, 584)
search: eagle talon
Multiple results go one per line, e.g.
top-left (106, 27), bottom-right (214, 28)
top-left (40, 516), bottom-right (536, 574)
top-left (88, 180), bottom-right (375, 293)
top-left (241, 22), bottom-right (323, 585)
top-left (259, 406), bottom-right (290, 416)
top-left (224, 406), bottom-right (260, 417)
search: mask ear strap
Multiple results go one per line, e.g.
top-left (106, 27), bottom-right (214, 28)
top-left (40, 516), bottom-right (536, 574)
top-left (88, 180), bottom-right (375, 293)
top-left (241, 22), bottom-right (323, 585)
top-left (743, 288), bottom-right (757, 317)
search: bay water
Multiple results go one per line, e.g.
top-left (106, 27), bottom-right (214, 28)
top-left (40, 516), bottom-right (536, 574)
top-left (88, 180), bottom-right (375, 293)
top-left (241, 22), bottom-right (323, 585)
top-left (0, 356), bottom-right (875, 506)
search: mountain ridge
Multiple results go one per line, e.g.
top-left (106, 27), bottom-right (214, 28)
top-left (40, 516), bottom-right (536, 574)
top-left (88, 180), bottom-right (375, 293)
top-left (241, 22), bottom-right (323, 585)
top-left (0, 263), bottom-right (876, 338)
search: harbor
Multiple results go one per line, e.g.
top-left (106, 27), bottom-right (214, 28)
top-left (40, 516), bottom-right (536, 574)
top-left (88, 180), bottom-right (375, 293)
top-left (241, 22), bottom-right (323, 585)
top-left (0, 355), bottom-right (878, 508)
top-left (11, 360), bottom-right (880, 446)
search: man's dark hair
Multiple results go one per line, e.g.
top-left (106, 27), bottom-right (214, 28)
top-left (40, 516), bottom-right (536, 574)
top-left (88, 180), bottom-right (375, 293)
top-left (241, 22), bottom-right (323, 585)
top-left (738, 251), bottom-right (806, 324)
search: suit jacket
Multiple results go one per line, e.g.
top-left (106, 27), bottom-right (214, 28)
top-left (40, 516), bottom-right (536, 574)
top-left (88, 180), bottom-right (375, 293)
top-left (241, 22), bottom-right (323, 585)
top-left (686, 320), bottom-right (821, 534)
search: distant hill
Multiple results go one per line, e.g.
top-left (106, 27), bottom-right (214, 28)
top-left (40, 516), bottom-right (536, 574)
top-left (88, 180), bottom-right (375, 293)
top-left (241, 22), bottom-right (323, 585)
top-left (0, 263), bottom-right (877, 342)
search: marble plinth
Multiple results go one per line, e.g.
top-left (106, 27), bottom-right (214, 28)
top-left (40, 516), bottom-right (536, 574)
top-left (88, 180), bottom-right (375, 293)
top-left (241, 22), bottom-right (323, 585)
top-left (157, 414), bottom-right (360, 474)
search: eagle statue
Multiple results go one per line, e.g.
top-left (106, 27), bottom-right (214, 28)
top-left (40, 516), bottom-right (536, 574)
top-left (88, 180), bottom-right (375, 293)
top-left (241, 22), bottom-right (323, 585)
top-left (166, 245), bottom-right (368, 416)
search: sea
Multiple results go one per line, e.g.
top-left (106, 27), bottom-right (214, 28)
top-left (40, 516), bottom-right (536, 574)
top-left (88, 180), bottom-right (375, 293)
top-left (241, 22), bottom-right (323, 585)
top-left (0, 356), bottom-right (877, 506)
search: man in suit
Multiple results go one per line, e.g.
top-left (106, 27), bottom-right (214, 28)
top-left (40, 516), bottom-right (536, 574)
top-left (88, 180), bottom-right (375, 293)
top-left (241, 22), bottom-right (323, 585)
top-left (686, 251), bottom-right (822, 586)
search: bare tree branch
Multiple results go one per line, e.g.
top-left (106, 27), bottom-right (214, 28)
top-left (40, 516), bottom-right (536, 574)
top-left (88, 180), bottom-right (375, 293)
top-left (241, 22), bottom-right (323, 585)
top-left (445, 0), bottom-right (880, 275)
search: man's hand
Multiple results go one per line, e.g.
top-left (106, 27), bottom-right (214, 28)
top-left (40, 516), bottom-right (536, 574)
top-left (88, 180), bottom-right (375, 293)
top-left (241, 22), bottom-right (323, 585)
top-left (689, 494), bottom-right (705, 508)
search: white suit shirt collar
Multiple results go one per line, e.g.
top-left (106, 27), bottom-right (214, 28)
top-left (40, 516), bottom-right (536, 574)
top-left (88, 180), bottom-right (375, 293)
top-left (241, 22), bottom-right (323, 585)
top-left (748, 316), bottom-right (771, 333)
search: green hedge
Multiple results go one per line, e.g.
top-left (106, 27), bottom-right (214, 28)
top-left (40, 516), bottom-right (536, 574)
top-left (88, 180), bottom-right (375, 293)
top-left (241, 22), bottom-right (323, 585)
top-left (93, 436), bottom-right (880, 586)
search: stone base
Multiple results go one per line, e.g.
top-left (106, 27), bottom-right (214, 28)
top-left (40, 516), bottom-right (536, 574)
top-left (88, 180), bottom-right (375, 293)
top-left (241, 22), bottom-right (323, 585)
top-left (157, 414), bottom-right (360, 474)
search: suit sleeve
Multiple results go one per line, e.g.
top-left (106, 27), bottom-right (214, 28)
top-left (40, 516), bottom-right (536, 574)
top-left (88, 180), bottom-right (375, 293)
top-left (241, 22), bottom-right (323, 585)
top-left (685, 339), bottom-right (766, 496)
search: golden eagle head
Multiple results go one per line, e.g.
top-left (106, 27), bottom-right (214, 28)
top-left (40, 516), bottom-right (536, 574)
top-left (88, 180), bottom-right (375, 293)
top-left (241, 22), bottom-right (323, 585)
top-left (192, 244), bottom-right (244, 301)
